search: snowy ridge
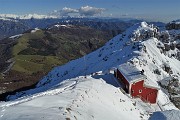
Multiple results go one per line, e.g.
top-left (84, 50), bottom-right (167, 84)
top-left (0, 22), bottom-right (179, 119)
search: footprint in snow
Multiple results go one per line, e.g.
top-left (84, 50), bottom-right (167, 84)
top-left (0, 107), bottom-right (6, 118)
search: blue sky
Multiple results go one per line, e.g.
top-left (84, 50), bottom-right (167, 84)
top-left (0, 0), bottom-right (180, 22)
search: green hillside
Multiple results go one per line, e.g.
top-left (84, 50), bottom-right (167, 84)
top-left (11, 30), bottom-right (62, 74)
top-left (0, 25), bottom-right (112, 94)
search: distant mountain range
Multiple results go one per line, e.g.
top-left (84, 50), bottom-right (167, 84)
top-left (0, 17), bottom-right (143, 40)
top-left (0, 13), bottom-right (57, 20)
top-left (166, 20), bottom-right (180, 30)
top-left (0, 15), bottom-right (167, 41)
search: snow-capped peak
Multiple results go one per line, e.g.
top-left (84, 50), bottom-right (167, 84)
top-left (125, 22), bottom-right (157, 38)
top-left (141, 21), bottom-right (148, 27)
top-left (0, 13), bottom-right (57, 20)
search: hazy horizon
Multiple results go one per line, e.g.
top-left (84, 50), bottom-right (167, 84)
top-left (0, 0), bottom-right (180, 23)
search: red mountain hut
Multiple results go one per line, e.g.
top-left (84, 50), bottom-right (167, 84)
top-left (114, 63), bottom-right (160, 104)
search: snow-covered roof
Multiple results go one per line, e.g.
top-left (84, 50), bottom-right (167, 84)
top-left (117, 63), bottom-right (160, 89)
top-left (144, 78), bottom-right (160, 90)
top-left (117, 63), bottom-right (146, 83)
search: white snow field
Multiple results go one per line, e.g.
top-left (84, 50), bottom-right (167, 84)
top-left (0, 76), bottom-right (152, 120)
top-left (0, 22), bottom-right (179, 120)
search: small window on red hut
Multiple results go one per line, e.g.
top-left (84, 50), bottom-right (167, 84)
top-left (139, 89), bottom-right (142, 93)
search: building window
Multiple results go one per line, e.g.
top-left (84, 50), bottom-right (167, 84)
top-left (139, 89), bottom-right (142, 93)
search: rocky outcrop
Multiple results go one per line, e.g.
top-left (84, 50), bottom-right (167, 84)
top-left (166, 21), bottom-right (180, 30)
top-left (159, 77), bottom-right (180, 109)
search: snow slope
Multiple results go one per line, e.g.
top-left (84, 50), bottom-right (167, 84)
top-left (0, 22), bottom-right (179, 119)
top-left (0, 76), bottom-right (152, 120)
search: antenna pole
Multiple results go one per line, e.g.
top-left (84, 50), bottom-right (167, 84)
top-left (84, 55), bottom-right (86, 78)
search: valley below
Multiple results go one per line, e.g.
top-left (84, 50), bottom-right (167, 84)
top-left (0, 23), bottom-right (114, 99)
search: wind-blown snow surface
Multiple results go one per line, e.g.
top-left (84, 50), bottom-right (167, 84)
top-left (0, 22), bottom-right (179, 119)
top-left (0, 76), bottom-right (151, 120)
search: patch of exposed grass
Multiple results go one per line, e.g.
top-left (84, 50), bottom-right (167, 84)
top-left (10, 30), bottom-right (62, 75)
top-left (12, 30), bottom-right (45, 56)
top-left (12, 58), bottom-right (43, 74)
top-left (11, 55), bottom-right (63, 75)
top-left (9, 26), bottom-right (110, 76)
